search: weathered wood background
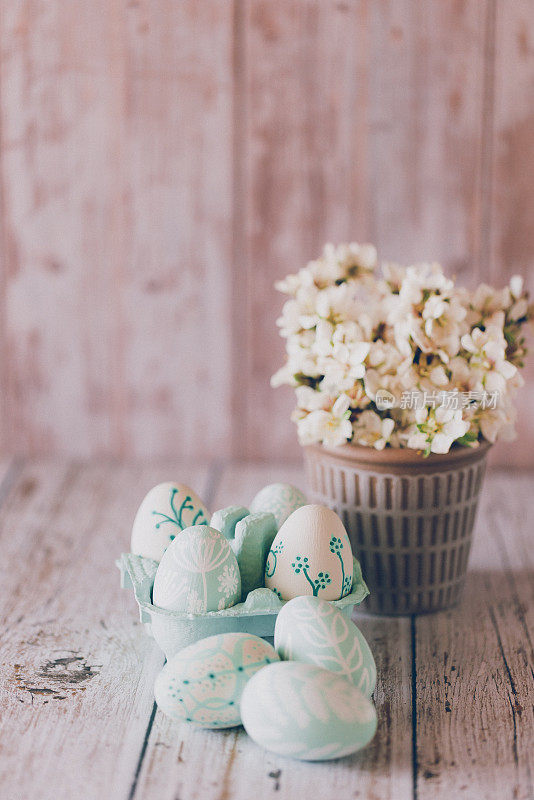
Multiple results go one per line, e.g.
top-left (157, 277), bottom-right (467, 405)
top-left (0, 0), bottom-right (533, 464)
top-left (0, 459), bottom-right (532, 799)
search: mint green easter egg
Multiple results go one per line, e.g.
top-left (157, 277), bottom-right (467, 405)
top-left (154, 632), bottom-right (279, 728)
top-left (241, 662), bottom-right (377, 760)
top-left (152, 526), bottom-right (240, 613)
top-left (249, 483), bottom-right (307, 529)
top-left (274, 595), bottom-right (376, 696)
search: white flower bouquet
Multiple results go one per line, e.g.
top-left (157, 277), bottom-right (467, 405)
top-left (272, 243), bottom-right (531, 456)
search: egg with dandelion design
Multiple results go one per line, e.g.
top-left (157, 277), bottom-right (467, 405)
top-left (153, 526), bottom-right (241, 613)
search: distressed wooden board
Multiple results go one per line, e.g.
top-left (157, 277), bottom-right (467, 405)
top-left (415, 473), bottom-right (534, 800)
top-left (0, 1), bottom-right (126, 456)
top-left (240, 0), bottom-right (371, 462)
top-left (133, 615), bottom-right (412, 800)
top-left (119, 0), bottom-right (234, 460)
top-left (0, 461), bottom-right (532, 799)
top-left (0, 0), bottom-right (235, 461)
top-left (367, 0), bottom-right (488, 283)
top-left (490, 0), bottom-right (534, 282)
top-left (132, 461), bottom-right (414, 800)
top-left (0, 461), bottom-right (212, 800)
top-left (487, 1), bottom-right (534, 469)
top-left (0, 0), bottom-right (533, 467)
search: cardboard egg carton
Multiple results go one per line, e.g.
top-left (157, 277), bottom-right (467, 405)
top-left (117, 553), bottom-right (369, 659)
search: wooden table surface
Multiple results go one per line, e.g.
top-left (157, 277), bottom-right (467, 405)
top-left (0, 459), bottom-right (532, 800)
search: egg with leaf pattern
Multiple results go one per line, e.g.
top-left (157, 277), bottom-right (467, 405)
top-left (274, 595), bottom-right (376, 696)
top-left (264, 504), bottom-right (353, 601)
top-left (241, 662), bottom-right (377, 760)
top-left (131, 482), bottom-right (210, 562)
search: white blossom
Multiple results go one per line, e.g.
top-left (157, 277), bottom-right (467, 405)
top-left (353, 411), bottom-right (395, 450)
top-left (297, 394), bottom-right (353, 448)
top-left (272, 242), bottom-right (530, 454)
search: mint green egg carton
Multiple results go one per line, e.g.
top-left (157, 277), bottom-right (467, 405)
top-left (117, 553), bottom-right (369, 659)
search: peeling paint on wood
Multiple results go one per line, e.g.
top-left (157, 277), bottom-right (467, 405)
top-left (0, 460), bottom-right (532, 799)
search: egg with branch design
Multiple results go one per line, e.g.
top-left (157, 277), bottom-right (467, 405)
top-left (131, 482), bottom-right (210, 562)
top-left (153, 526), bottom-right (241, 613)
top-left (274, 596), bottom-right (376, 696)
top-left (264, 504), bottom-right (353, 601)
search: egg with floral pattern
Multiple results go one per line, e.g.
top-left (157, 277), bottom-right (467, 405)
top-left (131, 482), bottom-right (210, 562)
top-left (154, 632), bottom-right (279, 728)
top-left (153, 526), bottom-right (241, 613)
top-left (250, 483), bottom-right (307, 529)
top-left (265, 505), bottom-right (353, 601)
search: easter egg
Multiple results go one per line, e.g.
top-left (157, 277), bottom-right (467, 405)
top-left (152, 526), bottom-right (241, 613)
top-left (131, 482), bottom-right (210, 562)
top-left (249, 483), bottom-right (307, 529)
top-left (274, 596), bottom-right (376, 696)
top-left (154, 632), bottom-right (279, 728)
top-left (264, 504), bottom-right (353, 601)
top-left (241, 662), bottom-right (377, 760)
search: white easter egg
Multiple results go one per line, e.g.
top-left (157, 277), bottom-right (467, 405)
top-left (131, 482), bottom-right (210, 562)
top-left (154, 632), bottom-right (279, 728)
top-left (241, 661), bottom-right (377, 760)
top-left (249, 483), bottom-right (307, 528)
top-left (274, 596), bottom-right (376, 696)
top-left (152, 526), bottom-right (241, 613)
top-left (265, 504), bottom-right (353, 601)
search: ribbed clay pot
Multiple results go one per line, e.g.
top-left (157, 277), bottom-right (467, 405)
top-left (304, 442), bottom-right (490, 615)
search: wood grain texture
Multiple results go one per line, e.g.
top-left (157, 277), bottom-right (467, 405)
top-left (0, 460), bottom-right (532, 799)
top-left (240, 0), bottom-right (371, 462)
top-left (488, 0), bottom-right (534, 469)
top-left (133, 462), bottom-right (413, 800)
top-left (415, 473), bottom-right (534, 800)
top-left (0, 461), bottom-right (211, 800)
top-left (367, 0), bottom-right (488, 281)
top-left (0, 0), bottom-right (533, 465)
top-left (133, 616), bottom-right (412, 800)
top-left (0, 1), bottom-right (126, 456)
top-left (120, 0), bottom-right (234, 460)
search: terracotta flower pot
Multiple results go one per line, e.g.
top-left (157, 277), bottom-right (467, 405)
top-left (303, 442), bottom-right (491, 615)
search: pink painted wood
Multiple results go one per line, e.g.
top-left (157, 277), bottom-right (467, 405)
top-left (488, 0), bottom-right (534, 468)
top-left (0, 0), bottom-right (532, 464)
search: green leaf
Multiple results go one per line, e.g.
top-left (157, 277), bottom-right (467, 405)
top-left (504, 328), bottom-right (515, 345)
top-left (293, 373), bottom-right (322, 389)
top-left (456, 432), bottom-right (479, 446)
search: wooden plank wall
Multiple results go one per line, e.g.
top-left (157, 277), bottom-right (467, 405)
top-left (0, 0), bottom-right (532, 464)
